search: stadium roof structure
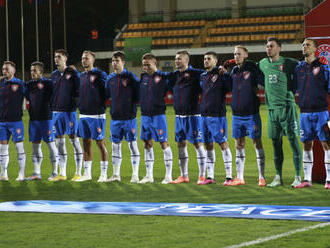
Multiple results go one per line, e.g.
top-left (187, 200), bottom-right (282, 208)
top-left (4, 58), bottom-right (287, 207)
top-left (94, 43), bottom-right (301, 59)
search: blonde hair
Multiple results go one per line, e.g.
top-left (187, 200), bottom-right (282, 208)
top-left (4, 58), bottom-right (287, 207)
top-left (234, 45), bottom-right (248, 54)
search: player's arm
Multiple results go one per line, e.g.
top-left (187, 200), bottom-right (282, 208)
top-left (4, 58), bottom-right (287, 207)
top-left (285, 58), bottom-right (299, 93)
top-left (105, 74), bottom-right (113, 100)
top-left (130, 72), bottom-right (140, 103)
top-left (223, 72), bottom-right (233, 94)
top-left (162, 71), bottom-right (176, 92)
top-left (324, 65), bottom-right (330, 94)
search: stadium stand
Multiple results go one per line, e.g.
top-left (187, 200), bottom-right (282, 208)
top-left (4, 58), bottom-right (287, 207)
top-left (115, 13), bottom-right (304, 49)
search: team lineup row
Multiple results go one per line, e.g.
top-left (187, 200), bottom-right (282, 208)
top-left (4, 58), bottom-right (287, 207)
top-left (0, 37), bottom-right (329, 189)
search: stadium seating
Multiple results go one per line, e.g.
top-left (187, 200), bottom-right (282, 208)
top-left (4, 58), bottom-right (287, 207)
top-left (116, 14), bottom-right (304, 49)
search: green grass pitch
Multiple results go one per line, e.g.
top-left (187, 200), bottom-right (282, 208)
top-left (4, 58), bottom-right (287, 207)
top-left (0, 105), bottom-right (329, 248)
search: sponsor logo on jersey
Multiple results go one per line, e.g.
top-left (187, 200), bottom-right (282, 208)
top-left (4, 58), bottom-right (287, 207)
top-left (211, 74), bottom-right (218, 82)
top-left (154, 76), bottom-right (161, 84)
top-left (90, 75), bottom-right (96, 83)
top-left (158, 129), bottom-right (163, 135)
top-left (122, 79), bottom-right (128, 87)
top-left (278, 65), bottom-right (283, 71)
top-left (37, 82), bottom-right (44, 90)
top-left (313, 66), bottom-right (320, 75)
top-left (243, 71), bottom-right (250, 80)
top-left (316, 44), bottom-right (330, 65)
top-left (16, 128), bottom-right (22, 134)
top-left (11, 84), bottom-right (19, 92)
top-left (131, 128), bottom-right (136, 134)
top-left (65, 73), bottom-right (72, 80)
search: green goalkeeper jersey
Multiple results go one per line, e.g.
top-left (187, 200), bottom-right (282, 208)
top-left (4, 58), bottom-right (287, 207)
top-left (259, 56), bottom-right (298, 109)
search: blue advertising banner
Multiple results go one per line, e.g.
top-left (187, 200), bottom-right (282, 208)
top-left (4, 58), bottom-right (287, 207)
top-left (0, 201), bottom-right (329, 222)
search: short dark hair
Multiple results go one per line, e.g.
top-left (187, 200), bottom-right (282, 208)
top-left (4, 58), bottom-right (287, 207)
top-left (176, 50), bottom-right (190, 58)
top-left (305, 38), bottom-right (318, 48)
top-left (112, 51), bottom-right (125, 61)
top-left (55, 49), bottom-right (69, 58)
top-left (31, 61), bottom-right (44, 74)
top-left (204, 51), bottom-right (218, 60)
top-left (267, 37), bottom-right (281, 47)
top-left (3, 61), bottom-right (16, 69)
top-left (142, 53), bottom-right (156, 61)
top-left (83, 50), bottom-right (96, 58)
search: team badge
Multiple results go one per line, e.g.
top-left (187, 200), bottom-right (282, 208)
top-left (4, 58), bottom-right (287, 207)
top-left (97, 127), bottom-right (102, 133)
top-left (11, 84), bottom-right (18, 92)
top-left (313, 67), bottom-right (320, 75)
top-left (37, 82), bottom-right (44, 90)
top-left (65, 73), bottom-right (72, 80)
top-left (253, 125), bottom-right (259, 131)
top-left (316, 44), bottom-right (330, 66)
top-left (69, 122), bottom-right (74, 128)
top-left (90, 75), bottom-right (96, 83)
top-left (16, 128), bottom-right (22, 134)
top-left (131, 128), bottom-right (136, 134)
top-left (211, 75), bottom-right (218, 82)
top-left (122, 79), bottom-right (128, 87)
top-left (220, 129), bottom-right (224, 134)
top-left (278, 65), bottom-right (283, 71)
top-left (47, 130), bottom-right (52, 136)
top-left (154, 76), bottom-right (161, 84)
top-left (184, 72), bottom-right (190, 79)
top-left (243, 71), bottom-right (250, 80)
top-left (158, 129), bottom-right (163, 135)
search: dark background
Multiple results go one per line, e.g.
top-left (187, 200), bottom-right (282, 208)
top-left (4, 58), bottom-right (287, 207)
top-left (0, 0), bottom-right (128, 77)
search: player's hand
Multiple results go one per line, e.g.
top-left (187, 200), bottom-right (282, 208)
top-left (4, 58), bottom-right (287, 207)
top-left (66, 65), bottom-right (76, 73)
top-left (318, 56), bottom-right (328, 65)
top-left (218, 66), bottom-right (227, 75)
top-left (223, 59), bottom-right (236, 70)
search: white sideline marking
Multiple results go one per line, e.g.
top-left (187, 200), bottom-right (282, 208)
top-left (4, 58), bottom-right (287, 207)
top-left (225, 222), bottom-right (330, 248)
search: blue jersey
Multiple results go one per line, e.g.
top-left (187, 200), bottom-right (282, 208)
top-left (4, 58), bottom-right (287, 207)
top-left (0, 77), bottom-right (25, 122)
top-left (200, 68), bottom-right (232, 117)
top-left (167, 66), bottom-right (204, 115)
top-left (25, 78), bottom-right (53, 121)
top-left (140, 70), bottom-right (168, 116)
top-left (230, 60), bottom-right (264, 116)
top-left (106, 69), bottom-right (140, 120)
top-left (294, 59), bottom-right (330, 113)
top-left (51, 67), bottom-right (80, 112)
top-left (78, 68), bottom-right (107, 115)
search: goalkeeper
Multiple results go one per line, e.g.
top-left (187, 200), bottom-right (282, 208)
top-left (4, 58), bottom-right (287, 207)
top-left (259, 37), bottom-right (301, 187)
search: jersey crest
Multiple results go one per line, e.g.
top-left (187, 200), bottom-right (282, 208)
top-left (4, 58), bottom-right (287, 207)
top-left (11, 84), bottom-right (19, 92)
top-left (154, 75), bottom-right (161, 84)
top-left (65, 73), bottom-right (72, 80)
top-left (90, 75), bottom-right (96, 83)
top-left (184, 72), bottom-right (190, 79)
top-left (37, 82), bottom-right (44, 90)
top-left (211, 74), bottom-right (218, 83)
top-left (122, 79), bottom-right (128, 87)
top-left (313, 67), bottom-right (320, 76)
top-left (243, 71), bottom-right (250, 80)
top-left (278, 65), bottom-right (283, 71)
